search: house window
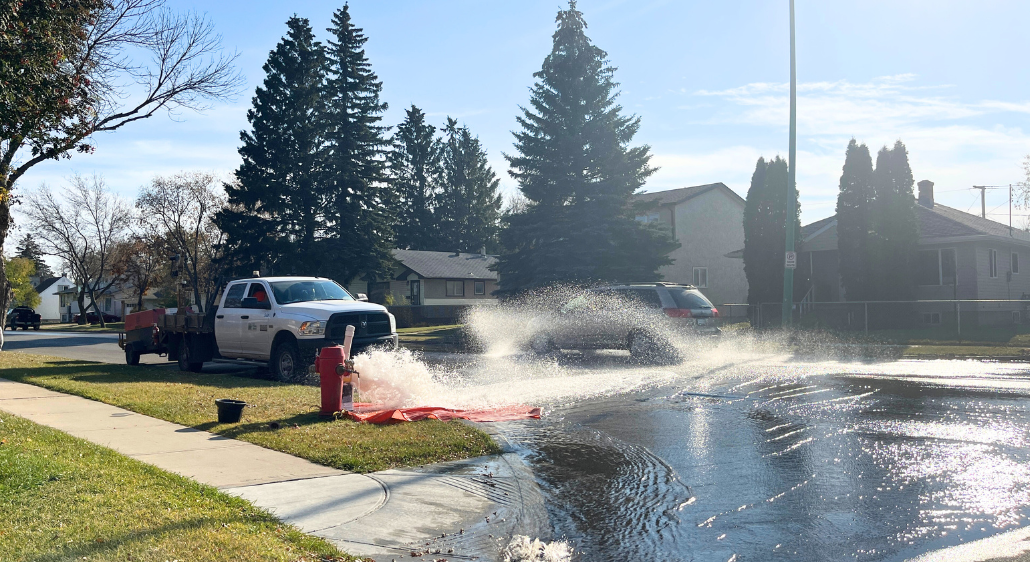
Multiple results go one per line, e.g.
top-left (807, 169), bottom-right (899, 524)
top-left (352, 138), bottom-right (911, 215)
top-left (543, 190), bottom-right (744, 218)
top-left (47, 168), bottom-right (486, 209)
top-left (636, 212), bottom-right (659, 223)
top-left (917, 249), bottom-right (956, 285)
top-left (692, 267), bottom-right (708, 288)
top-left (408, 280), bottom-right (421, 305)
top-left (1013, 252), bottom-right (1020, 275)
top-left (103, 298), bottom-right (112, 312)
top-left (922, 312), bottom-right (942, 325)
top-left (446, 280), bottom-right (465, 297)
top-left (474, 281), bottom-right (486, 295)
top-left (990, 249), bottom-right (998, 278)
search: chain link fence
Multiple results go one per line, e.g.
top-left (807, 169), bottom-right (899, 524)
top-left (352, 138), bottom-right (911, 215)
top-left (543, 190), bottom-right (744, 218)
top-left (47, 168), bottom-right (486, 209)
top-left (718, 299), bottom-right (1030, 335)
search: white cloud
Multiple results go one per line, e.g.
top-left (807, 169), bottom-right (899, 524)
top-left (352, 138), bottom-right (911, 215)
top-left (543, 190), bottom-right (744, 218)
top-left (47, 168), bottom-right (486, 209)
top-left (646, 75), bottom-right (1030, 224)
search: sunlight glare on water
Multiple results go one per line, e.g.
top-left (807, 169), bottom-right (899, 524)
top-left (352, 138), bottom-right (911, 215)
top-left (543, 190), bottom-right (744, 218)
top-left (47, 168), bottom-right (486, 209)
top-left (355, 297), bottom-right (1030, 561)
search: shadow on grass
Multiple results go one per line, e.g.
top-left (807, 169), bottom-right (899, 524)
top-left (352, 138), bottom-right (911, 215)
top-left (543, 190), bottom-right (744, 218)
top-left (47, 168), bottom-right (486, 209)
top-left (192, 411), bottom-right (325, 434)
top-left (22, 514), bottom-right (312, 562)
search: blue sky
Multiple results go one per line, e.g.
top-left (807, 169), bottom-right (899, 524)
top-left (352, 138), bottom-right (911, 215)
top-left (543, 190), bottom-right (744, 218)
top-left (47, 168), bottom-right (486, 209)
top-left (14, 0), bottom-right (1030, 238)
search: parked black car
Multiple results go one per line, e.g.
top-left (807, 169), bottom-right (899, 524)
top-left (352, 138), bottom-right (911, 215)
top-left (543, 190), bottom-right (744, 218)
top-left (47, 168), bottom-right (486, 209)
top-left (73, 311), bottom-right (122, 324)
top-left (529, 283), bottom-right (720, 362)
top-left (5, 306), bottom-right (41, 330)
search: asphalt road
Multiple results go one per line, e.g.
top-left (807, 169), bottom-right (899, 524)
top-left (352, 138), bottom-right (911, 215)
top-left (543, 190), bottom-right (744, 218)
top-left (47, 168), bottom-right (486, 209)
top-left (1, 330), bottom-right (258, 374)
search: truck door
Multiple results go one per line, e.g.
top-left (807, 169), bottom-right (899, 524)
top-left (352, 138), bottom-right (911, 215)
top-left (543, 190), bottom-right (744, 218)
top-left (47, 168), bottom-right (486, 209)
top-left (240, 281), bottom-right (275, 359)
top-left (214, 282), bottom-right (248, 356)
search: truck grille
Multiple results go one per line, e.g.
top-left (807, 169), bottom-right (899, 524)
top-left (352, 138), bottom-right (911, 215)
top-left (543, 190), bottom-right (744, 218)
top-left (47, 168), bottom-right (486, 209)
top-left (326, 312), bottom-right (391, 340)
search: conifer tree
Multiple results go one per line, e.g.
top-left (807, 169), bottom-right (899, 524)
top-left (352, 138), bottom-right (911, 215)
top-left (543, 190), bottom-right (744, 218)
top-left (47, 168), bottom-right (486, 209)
top-left (15, 234), bottom-right (54, 280)
top-left (217, 16), bottom-right (326, 276)
top-left (437, 118), bottom-right (502, 253)
top-left (322, 4), bottom-right (394, 283)
top-left (869, 141), bottom-right (918, 300)
top-left (390, 105), bottom-right (443, 251)
top-left (742, 156), bottom-right (802, 316)
top-left (835, 139), bottom-right (875, 301)
top-left (496, 1), bottom-right (676, 292)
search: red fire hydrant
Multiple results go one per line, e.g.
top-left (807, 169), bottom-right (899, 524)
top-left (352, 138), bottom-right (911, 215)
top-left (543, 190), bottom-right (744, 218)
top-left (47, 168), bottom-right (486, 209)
top-left (315, 346), bottom-right (345, 415)
top-left (314, 345), bottom-right (359, 416)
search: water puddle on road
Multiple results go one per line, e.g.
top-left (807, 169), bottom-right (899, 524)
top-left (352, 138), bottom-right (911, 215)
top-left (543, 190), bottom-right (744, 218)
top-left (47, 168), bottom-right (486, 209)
top-left (355, 306), bottom-right (1030, 561)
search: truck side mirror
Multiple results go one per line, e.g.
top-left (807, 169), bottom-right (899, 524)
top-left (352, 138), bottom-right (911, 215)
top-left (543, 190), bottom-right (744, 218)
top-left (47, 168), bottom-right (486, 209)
top-left (241, 297), bottom-right (271, 310)
top-left (357, 293), bottom-right (368, 302)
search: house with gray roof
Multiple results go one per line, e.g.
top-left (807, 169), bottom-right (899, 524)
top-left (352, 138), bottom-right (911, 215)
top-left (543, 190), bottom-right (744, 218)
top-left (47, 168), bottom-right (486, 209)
top-left (32, 275), bottom-right (74, 322)
top-left (800, 180), bottom-right (1030, 325)
top-left (349, 249), bottom-right (499, 306)
top-left (634, 182), bottom-right (748, 308)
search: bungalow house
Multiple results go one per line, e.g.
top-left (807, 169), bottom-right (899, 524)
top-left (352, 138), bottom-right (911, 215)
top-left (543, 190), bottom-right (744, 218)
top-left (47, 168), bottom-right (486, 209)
top-left (53, 280), bottom-right (161, 322)
top-left (799, 180), bottom-right (1030, 326)
top-left (634, 183), bottom-right (748, 308)
top-left (350, 249), bottom-right (500, 306)
top-left (33, 276), bottom-right (75, 322)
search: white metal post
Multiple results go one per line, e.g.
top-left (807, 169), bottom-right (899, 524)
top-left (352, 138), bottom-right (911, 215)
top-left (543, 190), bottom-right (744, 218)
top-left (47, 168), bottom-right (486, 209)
top-left (864, 302), bottom-right (868, 336)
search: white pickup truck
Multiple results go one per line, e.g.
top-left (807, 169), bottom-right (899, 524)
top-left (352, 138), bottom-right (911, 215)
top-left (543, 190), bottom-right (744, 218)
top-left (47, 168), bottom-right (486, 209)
top-left (121, 276), bottom-right (397, 381)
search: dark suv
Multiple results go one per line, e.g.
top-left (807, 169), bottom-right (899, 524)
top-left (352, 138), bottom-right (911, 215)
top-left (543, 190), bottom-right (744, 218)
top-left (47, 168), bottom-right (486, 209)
top-left (5, 307), bottom-right (41, 330)
top-left (529, 283), bottom-right (719, 362)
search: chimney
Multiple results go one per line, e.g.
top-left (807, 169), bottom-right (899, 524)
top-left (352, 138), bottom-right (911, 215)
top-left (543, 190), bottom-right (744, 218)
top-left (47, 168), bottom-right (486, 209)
top-left (479, 246), bottom-right (486, 256)
top-left (917, 180), bottom-right (934, 208)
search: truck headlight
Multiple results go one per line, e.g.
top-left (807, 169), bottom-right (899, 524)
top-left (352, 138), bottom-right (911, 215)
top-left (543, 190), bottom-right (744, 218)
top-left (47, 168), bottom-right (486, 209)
top-left (299, 321), bottom-right (324, 336)
top-left (388, 313), bottom-right (396, 333)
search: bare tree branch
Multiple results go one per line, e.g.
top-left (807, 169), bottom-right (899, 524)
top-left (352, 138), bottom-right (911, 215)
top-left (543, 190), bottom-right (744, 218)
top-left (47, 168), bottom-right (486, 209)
top-left (137, 171), bottom-right (225, 311)
top-left (24, 175), bottom-right (132, 326)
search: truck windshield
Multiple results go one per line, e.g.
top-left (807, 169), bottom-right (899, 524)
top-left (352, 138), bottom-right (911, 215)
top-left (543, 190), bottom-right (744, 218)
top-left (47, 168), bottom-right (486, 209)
top-left (270, 280), bottom-right (354, 304)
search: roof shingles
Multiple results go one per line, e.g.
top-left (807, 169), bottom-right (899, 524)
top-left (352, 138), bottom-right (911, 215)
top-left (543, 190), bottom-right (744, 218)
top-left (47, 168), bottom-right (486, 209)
top-left (392, 249), bottom-right (498, 280)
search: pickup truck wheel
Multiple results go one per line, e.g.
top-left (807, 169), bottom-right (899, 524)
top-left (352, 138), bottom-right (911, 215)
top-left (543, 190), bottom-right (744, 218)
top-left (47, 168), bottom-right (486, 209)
top-left (32, 325), bottom-right (39, 331)
top-left (126, 347), bottom-right (141, 366)
top-left (177, 341), bottom-right (203, 373)
top-left (271, 341), bottom-right (302, 383)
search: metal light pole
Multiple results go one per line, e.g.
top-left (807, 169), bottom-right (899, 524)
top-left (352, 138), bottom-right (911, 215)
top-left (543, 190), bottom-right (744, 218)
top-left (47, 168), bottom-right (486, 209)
top-left (781, 0), bottom-right (797, 327)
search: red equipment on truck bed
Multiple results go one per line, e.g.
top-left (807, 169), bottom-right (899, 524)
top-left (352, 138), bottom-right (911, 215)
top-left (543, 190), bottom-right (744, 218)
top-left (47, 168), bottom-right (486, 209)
top-left (124, 308), bottom-right (166, 331)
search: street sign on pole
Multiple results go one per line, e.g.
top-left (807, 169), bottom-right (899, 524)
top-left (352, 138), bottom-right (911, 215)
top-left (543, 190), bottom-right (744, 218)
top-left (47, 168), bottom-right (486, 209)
top-left (785, 251), bottom-right (797, 269)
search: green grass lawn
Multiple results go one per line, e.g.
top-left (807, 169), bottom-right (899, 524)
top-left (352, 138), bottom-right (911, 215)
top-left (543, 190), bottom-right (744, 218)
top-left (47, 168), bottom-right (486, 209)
top-left (397, 324), bottom-right (468, 352)
top-left (39, 322), bottom-right (125, 333)
top-left (0, 412), bottom-right (352, 562)
top-left (857, 324), bottom-right (1030, 346)
top-left (0, 353), bottom-right (499, 473)
top-left (901, 344), bottom-right (1030, 358)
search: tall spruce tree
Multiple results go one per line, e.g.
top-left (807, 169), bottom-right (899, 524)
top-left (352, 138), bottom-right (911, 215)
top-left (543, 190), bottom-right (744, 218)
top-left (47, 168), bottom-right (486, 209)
top-left (438, 118), bottom-right (502, 253)
top-left (869, 140), bottom-right (918, 300)
top-left (742, 156), bottom-right (802, 315)
top-left (217, 16), bottom-right (326, 276)
top-left (390, 105), bottom-right (443, 251)
top-left (15, 234), bottom-right (54, 280)
top-left (835, 139), bottom-right (875, 301)
top-left (496, 1), bottom-right (676, 292)
top-left (321, 4), bottom-right (394, 283)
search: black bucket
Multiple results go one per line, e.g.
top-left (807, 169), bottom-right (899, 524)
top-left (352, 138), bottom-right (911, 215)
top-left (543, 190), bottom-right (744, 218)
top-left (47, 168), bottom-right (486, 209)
top-left (215, 399), bottom-right (247, 423)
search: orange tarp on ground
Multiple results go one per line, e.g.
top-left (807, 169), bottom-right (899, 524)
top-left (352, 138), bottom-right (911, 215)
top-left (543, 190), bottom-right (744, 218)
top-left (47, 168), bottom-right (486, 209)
top-left (344, 403), bottom-right (541, 424)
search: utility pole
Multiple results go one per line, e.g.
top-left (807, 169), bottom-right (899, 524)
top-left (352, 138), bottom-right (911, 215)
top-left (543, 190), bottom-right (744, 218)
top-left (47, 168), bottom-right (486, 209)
top-left (1010, 183), bottom-right (1013, 236)
top-left (973, 185), bottom-right (987, 218)
top-left (781, 0), bottom-right (797, 327)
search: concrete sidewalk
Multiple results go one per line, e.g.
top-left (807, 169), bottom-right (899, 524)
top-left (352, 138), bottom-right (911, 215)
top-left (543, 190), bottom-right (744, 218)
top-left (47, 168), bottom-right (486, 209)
top-left (0, 377), bottom-right (549, 561)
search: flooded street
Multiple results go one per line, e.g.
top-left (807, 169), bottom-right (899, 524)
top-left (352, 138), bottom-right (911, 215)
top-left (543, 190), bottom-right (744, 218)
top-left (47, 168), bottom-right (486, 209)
top-left (417, 342), bottom-right (1030, 561)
